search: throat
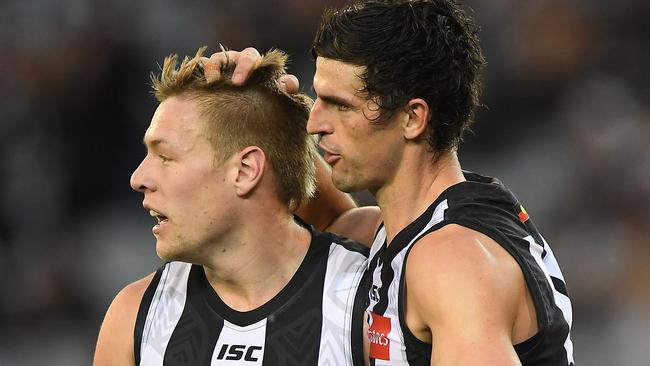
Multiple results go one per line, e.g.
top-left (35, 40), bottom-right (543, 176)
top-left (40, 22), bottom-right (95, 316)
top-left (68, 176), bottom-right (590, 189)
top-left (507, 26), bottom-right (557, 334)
top-left (377, 153), bottom-right (465, 244)
top-left (202, 220), bottom-right (312, 311)
top-left (205, 267), bottom-right (294, 311)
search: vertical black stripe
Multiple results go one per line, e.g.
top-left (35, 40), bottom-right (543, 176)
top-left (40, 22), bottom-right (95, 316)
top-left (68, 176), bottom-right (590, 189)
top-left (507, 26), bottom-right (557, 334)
top-left (261, 249), bottom-right (327, 366)
top-left (163, 265), bottom-right (224, 366)
top-left (134, 264), bottom-right (166, 365)
top-left (352, 268), bottom-right (373, 366)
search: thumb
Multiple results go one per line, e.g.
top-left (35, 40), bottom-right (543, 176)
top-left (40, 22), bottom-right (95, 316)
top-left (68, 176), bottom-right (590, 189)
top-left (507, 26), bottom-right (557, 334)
top-left (277, 74), bottom-right (300, 94)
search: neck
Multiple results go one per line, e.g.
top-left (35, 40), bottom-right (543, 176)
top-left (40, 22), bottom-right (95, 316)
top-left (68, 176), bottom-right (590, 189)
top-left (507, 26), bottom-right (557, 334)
top-left (374, 150), bottom-right (465, 244)
top-left (200, 207), bottom-right (310, 311)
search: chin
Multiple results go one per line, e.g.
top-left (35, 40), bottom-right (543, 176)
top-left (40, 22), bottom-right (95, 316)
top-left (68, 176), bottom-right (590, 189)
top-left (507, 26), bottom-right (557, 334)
top-left (332, 175), bottom-right (366, 194)
top-left (155, 241), bottom-right (184, 262)
top-left (155, 248), bottom-right (174, 262)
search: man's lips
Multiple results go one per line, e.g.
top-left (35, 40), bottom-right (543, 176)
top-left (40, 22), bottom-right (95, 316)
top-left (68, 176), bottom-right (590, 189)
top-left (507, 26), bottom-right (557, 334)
top-left (319, 144), bottom-right (341, 165)
top-left (149, 209), bottom-right (169, 222)
top-left (144, 204), bottom-right (169, 235)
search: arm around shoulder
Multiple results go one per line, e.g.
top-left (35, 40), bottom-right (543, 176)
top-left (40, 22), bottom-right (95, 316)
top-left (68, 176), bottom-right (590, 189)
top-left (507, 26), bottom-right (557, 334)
top-left (405, 225), bottom-right (524, 365)
top-left (325, 205), bottom-right (382, 247)
top-left (93, 273), bottom-right (155, 366)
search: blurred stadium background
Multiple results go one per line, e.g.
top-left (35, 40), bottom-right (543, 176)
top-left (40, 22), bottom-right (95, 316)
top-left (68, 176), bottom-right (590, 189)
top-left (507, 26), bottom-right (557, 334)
top-left (0, 0), bottom-right (648, 364)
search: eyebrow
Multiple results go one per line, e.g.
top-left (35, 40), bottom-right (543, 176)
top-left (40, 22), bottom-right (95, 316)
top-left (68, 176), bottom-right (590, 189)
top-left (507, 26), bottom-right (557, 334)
top-left (142, 138), bottom-right (168, 150)
top-left (312, 84), bottom-right (361, 107)
top-left (317, 93), bottom-right (354, 108)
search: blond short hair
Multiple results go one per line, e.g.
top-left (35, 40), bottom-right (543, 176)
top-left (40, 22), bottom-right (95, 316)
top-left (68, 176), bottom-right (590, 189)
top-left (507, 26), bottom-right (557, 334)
top-left (150, 47), bottom-right (317, 210)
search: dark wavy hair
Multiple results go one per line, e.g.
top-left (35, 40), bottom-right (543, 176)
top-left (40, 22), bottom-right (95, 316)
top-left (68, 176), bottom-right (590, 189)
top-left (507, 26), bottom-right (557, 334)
top-left (312, 0), bottom-right (485, 153)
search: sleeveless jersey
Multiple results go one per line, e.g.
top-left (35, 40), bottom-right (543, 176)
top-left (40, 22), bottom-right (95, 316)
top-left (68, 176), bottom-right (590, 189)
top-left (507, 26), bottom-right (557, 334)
top-left (366, 171), bottom-right (574, 365)
top-left (134, 226), bottom-right (369, 366)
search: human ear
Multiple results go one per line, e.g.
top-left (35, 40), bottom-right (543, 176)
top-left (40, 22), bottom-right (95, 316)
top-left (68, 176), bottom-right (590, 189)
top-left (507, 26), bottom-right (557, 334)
top-left (403, 98), bottom-right (430, 140)
top-left (233, 146), bottom-right (266, 197)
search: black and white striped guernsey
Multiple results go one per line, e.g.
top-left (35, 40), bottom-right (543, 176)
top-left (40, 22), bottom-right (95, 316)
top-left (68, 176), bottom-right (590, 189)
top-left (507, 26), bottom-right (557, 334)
top-left (366, 171), bottom-right (574, 365)
top-left (134, 224), bottom-right (369, 366)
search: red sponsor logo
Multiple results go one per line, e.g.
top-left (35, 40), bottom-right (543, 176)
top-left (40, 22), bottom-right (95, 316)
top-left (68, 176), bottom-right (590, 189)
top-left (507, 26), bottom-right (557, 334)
top-left (518, 204), bottom-right (530, 222)
top-left (368, 312), bottom-right (391, 360)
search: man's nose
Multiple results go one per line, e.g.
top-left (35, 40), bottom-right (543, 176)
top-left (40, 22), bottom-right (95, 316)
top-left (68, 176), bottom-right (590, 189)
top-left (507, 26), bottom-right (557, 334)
top-left (307, 99), bottom-right (332, 136)
top-left (130, 157), bottom-right (154, 193)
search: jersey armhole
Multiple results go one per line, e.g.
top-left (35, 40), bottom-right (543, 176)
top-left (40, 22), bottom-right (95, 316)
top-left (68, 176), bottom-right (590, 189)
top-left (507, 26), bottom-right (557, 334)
top-left (133, 264), bottom-right (166, 365)
top-left (513, 330), bottom-right (544, 359)
top-left (448, 218), bottom-right (549, 332)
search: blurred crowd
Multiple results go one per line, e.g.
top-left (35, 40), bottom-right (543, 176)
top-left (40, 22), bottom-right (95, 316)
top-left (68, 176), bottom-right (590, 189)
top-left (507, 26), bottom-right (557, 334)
top-left (0, 0), bottom-right (648, 365)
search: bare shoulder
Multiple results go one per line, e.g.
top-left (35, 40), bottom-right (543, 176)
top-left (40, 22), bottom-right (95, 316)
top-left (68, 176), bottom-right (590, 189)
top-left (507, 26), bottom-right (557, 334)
top-left (406, 223), bottom-right (524, 329)
top-left (407, 223), bottom-right (521, 282)
top-left (404, 224), bottom-right (525, 363)
top-left (326, 205), bottom-right (382, 247)
top-left (93, 273), bottom-right (156, 366)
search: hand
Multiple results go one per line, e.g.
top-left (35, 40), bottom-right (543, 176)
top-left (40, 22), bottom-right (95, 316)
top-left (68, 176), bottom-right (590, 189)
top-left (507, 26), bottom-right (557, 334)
top-left (201, 47), bottom-right (299, 93)
top-left (201, 47), bottom-right (260, 85)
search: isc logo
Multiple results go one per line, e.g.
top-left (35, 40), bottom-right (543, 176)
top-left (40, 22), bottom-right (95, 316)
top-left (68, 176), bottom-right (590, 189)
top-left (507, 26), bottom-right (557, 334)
top-left (215, 344), bottom-right (263, 362)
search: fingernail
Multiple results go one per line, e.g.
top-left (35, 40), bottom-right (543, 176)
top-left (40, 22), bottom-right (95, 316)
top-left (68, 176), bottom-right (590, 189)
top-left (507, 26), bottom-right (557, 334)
top-left (232, 73), bottom-right (243, 84)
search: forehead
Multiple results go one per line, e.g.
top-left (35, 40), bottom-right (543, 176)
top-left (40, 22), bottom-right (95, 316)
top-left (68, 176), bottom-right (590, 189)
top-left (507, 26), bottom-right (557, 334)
top-left (145, 97), bottom-right (204, 146)
top-left (314, 57), bottom-right (366, 95)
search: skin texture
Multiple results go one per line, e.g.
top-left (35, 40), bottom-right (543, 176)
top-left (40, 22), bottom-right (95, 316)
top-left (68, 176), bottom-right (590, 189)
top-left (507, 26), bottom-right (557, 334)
top-left (131, 97), bottom-right (237, 263)
top-left (309, 58), bottom-right (407, 195)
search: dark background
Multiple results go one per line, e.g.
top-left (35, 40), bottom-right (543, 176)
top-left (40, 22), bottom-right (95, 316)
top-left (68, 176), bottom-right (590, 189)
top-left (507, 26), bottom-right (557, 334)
top-left (1, 0), bottom-right (648, 364)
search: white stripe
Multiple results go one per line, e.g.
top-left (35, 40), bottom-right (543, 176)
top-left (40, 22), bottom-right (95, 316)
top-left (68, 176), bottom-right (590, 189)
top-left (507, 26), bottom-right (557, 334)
top-left (525, 236), bottom-right (574, 364)
top-left (385, 243), bottom-right (408, 363)
top-left (140, 262), bottom-right (192, 366)
top-left (318, 242), bottom-right (368, 366)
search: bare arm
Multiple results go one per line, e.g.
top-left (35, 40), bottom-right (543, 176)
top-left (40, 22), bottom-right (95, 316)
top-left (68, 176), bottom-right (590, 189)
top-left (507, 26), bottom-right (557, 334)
top-left (93, 273), bottom-right (154, 366)
top-left (405, 225), bottom-right (526, 365)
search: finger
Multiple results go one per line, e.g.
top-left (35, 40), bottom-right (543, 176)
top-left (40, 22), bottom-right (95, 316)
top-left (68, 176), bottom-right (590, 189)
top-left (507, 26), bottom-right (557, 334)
top-left (277, 74), bottom-right (300, 94)
top-left (231, 47), bottom-right (261, 85)
top-left (203, 51), bottom-right (230, 84)
top-left (203, 50), bottom-right (240, 83)
top-left (201, 56), bottom-right (222, 84)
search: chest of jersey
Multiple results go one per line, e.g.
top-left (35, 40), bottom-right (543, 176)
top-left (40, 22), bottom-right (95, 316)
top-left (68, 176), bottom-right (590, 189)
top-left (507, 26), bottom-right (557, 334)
top-left (137, 235), bottom-right (369, 366)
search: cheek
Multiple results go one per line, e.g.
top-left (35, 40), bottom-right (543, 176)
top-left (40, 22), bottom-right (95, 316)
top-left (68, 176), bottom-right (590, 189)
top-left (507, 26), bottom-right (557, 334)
top-left (360, 134), bottom-right (401, 169)
top-left (173, 173), bottom-right (223, 218)
top-left (191, 183), bottom-right (222, 214)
